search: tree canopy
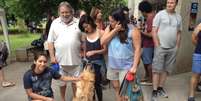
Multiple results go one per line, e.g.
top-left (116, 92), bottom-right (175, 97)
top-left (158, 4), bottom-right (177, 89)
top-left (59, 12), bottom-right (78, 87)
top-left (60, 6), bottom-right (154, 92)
top-left (0, 0), bottom-right (127, 23)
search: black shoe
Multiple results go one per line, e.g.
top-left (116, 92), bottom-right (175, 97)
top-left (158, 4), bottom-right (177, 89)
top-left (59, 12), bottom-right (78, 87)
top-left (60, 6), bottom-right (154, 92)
top-left (151, 90), bottom-right (158, 101)
top-left (157, 87), bottom-right (168, 98)
top-left (196, 83), bottom-right (201, 92)
top-left (188, 97), bottom-right (195, 101)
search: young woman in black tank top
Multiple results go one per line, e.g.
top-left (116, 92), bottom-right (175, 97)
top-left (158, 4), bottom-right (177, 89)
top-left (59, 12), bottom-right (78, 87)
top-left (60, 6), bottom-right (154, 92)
top-left (79, 15), bottom-right (107, 101)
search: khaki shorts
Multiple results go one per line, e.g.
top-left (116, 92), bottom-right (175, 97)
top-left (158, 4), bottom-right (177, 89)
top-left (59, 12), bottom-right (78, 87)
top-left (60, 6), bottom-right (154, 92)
top-left (152, 46), bottom-right (177, 74)
top-left (57, 65), bottom-right (81, 86)
top-left (107, 67), bottom-right (128, 84)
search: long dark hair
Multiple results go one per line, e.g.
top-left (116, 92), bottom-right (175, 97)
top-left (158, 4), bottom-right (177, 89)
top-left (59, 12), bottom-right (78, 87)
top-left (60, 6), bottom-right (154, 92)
top-left (31, 53), bottom-right (47, 70)
top-left (110, 8), bottom-right (128, 44)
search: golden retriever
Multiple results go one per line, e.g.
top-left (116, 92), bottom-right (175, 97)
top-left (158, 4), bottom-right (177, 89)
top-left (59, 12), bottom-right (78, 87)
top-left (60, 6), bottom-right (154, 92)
top-left (73, 63), bottom-right (95, 101)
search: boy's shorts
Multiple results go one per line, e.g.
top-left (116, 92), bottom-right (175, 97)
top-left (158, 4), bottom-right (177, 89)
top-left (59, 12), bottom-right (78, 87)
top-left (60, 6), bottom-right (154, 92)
top-left (141, 47), bottom-right (154, 64)
top-left (192, 53), bottom-right (201, 74)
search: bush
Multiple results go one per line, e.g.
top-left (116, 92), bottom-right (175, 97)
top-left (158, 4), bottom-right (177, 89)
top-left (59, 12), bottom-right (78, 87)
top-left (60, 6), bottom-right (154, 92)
top-left (0, 32), bottom-right (40, 56)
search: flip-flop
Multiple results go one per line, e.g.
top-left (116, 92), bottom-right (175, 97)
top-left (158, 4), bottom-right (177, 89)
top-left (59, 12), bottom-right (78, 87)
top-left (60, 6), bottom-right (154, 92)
top-left (140, 78), bottom-right (148, 82)
top-left (140, 81), bottom-right (152, 86)
top-left (2, 81), bottom-right (15, 88)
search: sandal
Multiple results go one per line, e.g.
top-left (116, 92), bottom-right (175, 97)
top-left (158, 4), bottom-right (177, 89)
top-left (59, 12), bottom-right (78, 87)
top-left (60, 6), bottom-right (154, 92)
top-left (2, 81), bottom-right (15, 88)
top-left (140, 81), bottom-right (152, 86)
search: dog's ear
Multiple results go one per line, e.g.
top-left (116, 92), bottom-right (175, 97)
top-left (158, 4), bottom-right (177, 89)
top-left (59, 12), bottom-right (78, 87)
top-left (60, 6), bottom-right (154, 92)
top-left (84, 64), bottom-right (91, 71)
top-left (84, 63), bottom-right (95, 73)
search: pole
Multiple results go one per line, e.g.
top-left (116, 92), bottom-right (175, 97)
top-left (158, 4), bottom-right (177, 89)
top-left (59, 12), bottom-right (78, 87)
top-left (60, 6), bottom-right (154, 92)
top-left (0, 8), bottom-right (11, 54)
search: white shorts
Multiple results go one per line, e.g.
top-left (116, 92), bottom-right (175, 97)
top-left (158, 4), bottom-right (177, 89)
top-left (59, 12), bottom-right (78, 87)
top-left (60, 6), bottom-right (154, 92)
top-left (57, 65), bottom-right (81, 86)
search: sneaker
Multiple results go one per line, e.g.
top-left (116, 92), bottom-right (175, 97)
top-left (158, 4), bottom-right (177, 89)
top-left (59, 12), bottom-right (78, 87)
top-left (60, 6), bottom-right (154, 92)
top-left (1, 81), bottom-right (15, 88)
top-left (157, 87), bottom-right (168, 98)
top-left (141, 77), bottom-right (149, 82)
top-left (151, 90), bottom-right (158, 101)
top-left (196, 82), bottom-right (201, 92)
top-left (100, 84), bottom-right (107, 90)
top-left (188, 97), bottom-right (195, 101)
top-left (196, 85), bottom-right (201, 92)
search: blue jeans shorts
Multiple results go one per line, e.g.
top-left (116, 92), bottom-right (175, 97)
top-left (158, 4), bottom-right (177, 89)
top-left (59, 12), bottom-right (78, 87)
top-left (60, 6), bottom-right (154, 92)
top-left (141, 47), bottom-right (154, 64)
top-left (192, 53), bottom-right (201, 74)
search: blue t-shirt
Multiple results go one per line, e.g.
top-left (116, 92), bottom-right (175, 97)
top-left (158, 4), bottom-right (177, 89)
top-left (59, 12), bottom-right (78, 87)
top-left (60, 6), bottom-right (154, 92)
top-left (23, 67), bottom-right (61, 98)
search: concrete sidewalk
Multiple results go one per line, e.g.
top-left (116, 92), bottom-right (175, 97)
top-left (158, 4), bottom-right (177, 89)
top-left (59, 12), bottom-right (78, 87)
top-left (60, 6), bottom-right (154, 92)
top-left (0, 62), bottom-right (201, 101)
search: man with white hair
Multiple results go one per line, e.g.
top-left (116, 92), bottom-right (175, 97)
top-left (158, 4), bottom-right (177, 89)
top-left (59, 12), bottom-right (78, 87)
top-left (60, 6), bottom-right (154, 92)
top-left (47, 1), bottom-right (82, 101)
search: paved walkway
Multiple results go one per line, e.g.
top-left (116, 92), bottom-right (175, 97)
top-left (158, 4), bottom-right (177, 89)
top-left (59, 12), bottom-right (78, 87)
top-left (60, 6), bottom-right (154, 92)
top-left (0, 62), bottom-right (201, 101)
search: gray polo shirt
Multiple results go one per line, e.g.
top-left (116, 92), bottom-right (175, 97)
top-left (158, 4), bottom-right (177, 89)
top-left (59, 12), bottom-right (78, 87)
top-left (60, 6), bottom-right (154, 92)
top-left (153, 10), bottom-right (182, 48)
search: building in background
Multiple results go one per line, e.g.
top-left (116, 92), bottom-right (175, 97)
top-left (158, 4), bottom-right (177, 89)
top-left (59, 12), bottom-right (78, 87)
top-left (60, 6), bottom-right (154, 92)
top-left (128, 0), bottom-right (201, 74)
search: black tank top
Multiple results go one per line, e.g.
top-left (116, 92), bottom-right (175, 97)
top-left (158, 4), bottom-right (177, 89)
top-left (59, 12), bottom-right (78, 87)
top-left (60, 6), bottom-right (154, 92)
top-left (86, 37), bottom-right (104, 60)
top-left (195, 31), bottom-right (201, 54)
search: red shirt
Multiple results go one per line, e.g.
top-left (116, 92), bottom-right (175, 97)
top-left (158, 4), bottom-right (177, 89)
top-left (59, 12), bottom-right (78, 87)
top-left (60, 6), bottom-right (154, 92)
top-left (142, 14), bottom-right (155, 48)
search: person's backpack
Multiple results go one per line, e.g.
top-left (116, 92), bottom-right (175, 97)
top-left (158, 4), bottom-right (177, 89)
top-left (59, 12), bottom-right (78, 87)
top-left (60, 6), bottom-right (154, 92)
top-left (0, 40), bottom-right (9, 65)
top-left (31, 38), bottom-right (44, 48)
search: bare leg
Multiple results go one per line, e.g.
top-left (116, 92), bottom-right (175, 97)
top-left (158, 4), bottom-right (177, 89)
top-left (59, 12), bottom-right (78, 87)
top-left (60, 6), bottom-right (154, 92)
top-left (159, 71), bottom-right (168, 87)
top-left (152, 72), bottom-right (160, 90)
top-left (60, 85), bottom-right (67, 101)
top-left (189, 73), bottom-right (200, 97)
top-left (147, 64), bottom-right (153, 82)
top-left (0, 68), bottom-right (15, 87)
top-left (0, 68), bottom-right (5, 83)
top-left (72, 82), bottom-right (76, 98)
top-left (143, 64), bottom-right (149, 79)
top-left (111, 80), bottom-right (122, 101)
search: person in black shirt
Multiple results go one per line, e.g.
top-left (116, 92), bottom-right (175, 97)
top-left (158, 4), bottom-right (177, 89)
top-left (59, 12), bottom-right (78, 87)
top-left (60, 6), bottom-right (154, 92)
top-left (23, 53), bottom-right (80, 101)
top-left (188, 23), bottom-right (201, 101)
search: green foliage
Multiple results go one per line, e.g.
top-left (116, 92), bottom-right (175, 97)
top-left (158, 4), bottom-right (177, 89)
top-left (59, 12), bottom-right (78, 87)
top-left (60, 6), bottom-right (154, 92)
top-left (101, 0), bottom-right (127, 20)
top-left (0, 19), bottom-right (27, 34)
top-left (0, 28), bottom-right (26, 34)
top-left (79, 0), bottom-right (126, 20)
top-left (16, 0), bottom-right (81, 23)
top-left (0, 0), bottom-right (6, 8)
top-left (0, 0), bottom-right (18, 20)
top-left (17, 0), bottom-right (58, 23)
top-left (1, 0), bottom-right (127, 24)
top-left (0, 33), bottom-right (40, 56)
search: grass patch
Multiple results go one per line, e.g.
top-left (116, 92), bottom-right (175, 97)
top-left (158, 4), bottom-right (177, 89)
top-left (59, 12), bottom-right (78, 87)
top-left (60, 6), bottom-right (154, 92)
top-left (0, 33), bottom-right (40, 56)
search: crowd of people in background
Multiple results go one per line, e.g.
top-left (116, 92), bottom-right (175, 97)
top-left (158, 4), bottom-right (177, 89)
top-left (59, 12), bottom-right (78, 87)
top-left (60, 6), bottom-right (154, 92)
top-left (1, 0), bottom-right (201, 101)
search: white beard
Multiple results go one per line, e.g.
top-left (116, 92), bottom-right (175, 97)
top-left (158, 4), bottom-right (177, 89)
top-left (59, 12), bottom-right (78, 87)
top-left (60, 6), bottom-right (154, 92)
top-left (61, 15), bottom-right (73, 24)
